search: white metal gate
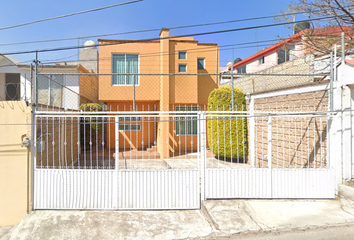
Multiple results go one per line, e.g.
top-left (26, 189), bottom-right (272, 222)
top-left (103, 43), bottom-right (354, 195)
top-left (33, 110), bottom-right (335, 210)
top-left (204, 112), bottom-right (335, 199)
top-left (33, 112), bottom-right (201, 210)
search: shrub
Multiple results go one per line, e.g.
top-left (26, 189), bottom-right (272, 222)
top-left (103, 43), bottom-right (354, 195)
top-left (79, 103), bottom-right (103, 149)
top-left (207, 87), bottom-right (248, 160)
top-left (80, 103), bottom-right (103, 131)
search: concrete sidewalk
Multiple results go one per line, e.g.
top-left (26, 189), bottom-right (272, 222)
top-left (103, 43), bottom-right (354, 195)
top-left (2, 199), bottom-right (354, 240)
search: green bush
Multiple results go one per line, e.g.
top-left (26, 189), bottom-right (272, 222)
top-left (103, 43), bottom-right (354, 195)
top-left (80, 103), bottom-right (103, 131)
top-left (80, 103), bottom-right (103, 149)
top-left (207, 87), bottom-right (248, 160)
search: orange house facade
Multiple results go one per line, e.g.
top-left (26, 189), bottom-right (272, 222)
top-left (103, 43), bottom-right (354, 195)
top-left (98, 28), bottom-right (219, 158)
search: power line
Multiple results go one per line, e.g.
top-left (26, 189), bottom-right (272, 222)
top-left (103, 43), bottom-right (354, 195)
top-left (0, 0), bottom-right (143, 31)
top-left (39, 39), bottom-right (279, 65)
top-left (0, 15), bottom-right (339, 57)
top-left (0, 10), bottom-right (315, 47)
top-left (0, 40), bottom-right (278, 69)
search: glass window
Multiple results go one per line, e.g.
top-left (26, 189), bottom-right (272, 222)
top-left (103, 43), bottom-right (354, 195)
top-left (178, 51), bottom-right (187, 59)
top-left (37, 74), bottom-right (64, 107)
top-left (197, 58), bottom-right (205, 70)
top-left (112, 54), bottom-right (139, 85)
top-left (118, 124), bottom-right (141, 131)
top-left (175, 106), bottom-right (199, 135)
top-left (179, 64), bottom-right (187, 73)
top-left (118, 116), bottom-right (141, 121)
top-left (237, 65), bottom-right (246, 74)
top-left (258, 56), bottom-right (265, 65)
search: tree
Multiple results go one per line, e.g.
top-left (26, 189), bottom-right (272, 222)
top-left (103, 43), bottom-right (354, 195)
top-left (276, 0), bottom-right (354, 55)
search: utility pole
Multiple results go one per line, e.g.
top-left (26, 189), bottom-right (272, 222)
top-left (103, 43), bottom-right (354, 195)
top-left (231, 47), bottom-right (235, 111)
top-left (30, 51), bottom-right (39, 210)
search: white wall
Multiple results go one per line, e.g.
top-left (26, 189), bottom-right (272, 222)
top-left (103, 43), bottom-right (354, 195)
top-left (63, 75), bottom-right (80, 110)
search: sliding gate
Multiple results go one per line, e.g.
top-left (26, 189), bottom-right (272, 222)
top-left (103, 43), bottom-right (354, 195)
top-left (33, 112), bottom-right (200, 210)
top-left (33, 110), bottom-right (336, 210)
top-left (204, 112), bottom-right (335, 199)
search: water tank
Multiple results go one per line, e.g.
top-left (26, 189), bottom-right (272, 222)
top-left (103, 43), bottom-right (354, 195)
top-left (83, 40), bottom-right (96, 48)
top-left (294, 21), bottom-right (311, 34)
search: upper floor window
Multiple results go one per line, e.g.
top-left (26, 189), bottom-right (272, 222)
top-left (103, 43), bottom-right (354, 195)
top-left (178, 51), bottom-right (187, 59)
top-left (112, 54), bottom-right (139, 85)
top-left (277, 49), bottom-right (289, 64)
top-left (237, 65), bottom-right (246, 74)
top-left (258, 56), bottom-right (265, 65)
top-left (179, 64), bottom-right (187, 73)
top-left (197, 58), bottom-right (205, 70)
top-left (38, 74), bottom-right (64, 107)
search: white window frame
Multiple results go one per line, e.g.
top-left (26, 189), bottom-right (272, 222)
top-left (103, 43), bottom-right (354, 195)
top-left (112, 53), bottom-right (140, 86)
top-left (258, 56), bottom-right (265, 65)
top-left (175, 106), bottom-right (200, 136)
top-left (118, 124), bottom-right (141, 131)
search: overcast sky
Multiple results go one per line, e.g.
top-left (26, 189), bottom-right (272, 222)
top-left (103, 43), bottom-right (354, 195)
top-left (0, 0), bottom-right (301, 67)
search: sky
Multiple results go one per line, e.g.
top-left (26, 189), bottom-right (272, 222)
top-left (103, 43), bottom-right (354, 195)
top-left (0, 0), bottom-right (303, 68)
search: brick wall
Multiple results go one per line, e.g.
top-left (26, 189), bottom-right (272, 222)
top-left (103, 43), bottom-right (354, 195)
top-left (221, 55), bottom-right (315, 94)
top-left (251, 90), bottom-right (329, 168)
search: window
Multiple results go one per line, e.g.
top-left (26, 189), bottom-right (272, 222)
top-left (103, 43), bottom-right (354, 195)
top-left (178, 51), bottom-right (187, 59)
top-left (258, 56), bottom-right (265, 65)
top-left (277, 49), bottom-right (289, 64)
top-left (5, 73), bottom-right (20, 100)
top-left (237, 65), bottom-right (246, 74)
top-left (197, 58), bottom-right (205, 70)
top-left (118, 124), bottom-right (141, 131)
top-left (175, 106), bottom-right (199, 135)
top-left (179, 64), bottom-right (187, 73)
top-left (112, 54), bottom-right (139, 85)
top-left (37, 74), bottom-right (64, 107)
top-left (118, 116), bottom-right (141, 121)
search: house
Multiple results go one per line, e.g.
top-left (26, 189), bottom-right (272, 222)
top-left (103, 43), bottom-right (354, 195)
top-left (98, 28), bottom-right (219, 158)
top-left (220, 25), bottom-right (354, 84)
top-left (0, 46), bottom-right (99, 110)
top-left (220, 25), bottom-right (354, 182)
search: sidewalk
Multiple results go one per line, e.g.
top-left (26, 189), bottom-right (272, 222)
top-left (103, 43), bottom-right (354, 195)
top-left (2, 198), bottom-right (354, 240)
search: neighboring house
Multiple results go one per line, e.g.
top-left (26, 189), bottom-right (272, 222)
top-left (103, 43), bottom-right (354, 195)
top-left (98, 28), bottom-right (219, 157)
top-left (0, 50), bottom-right (98, 110)
top-left (220, 25), bottom-right (353, 84)
top-left (220, 25), bottom-right (354, 180)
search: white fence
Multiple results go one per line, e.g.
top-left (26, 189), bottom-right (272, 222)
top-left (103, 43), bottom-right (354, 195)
top-left (33, 109), bottom-right (335, 210)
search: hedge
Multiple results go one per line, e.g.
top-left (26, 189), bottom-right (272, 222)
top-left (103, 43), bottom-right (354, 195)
top-left (80, 103), bottom-right (103, 148)
top-left (207, 86), bottom-right (248, 160)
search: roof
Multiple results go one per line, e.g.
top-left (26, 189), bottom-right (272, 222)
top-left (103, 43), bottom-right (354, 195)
top-left (0, 52), bottom-right (21, 65)
top-left (231, 26), bottom-right (354, 70)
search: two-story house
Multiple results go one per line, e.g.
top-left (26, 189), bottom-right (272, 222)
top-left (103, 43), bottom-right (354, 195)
top-left (98, 28), bottom-right (219, 158)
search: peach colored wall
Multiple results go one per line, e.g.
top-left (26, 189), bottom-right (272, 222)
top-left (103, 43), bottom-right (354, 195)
top-left (99, 30), bottom-right (218, 158)
top-left (169, 41), bottom-right (218, 105)
top-left (0, 101), bottom-right (30, 226)
top-left (106, 102), bottom-right (158, 150)
top-left (98, 40), bottom-right (161, 102)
